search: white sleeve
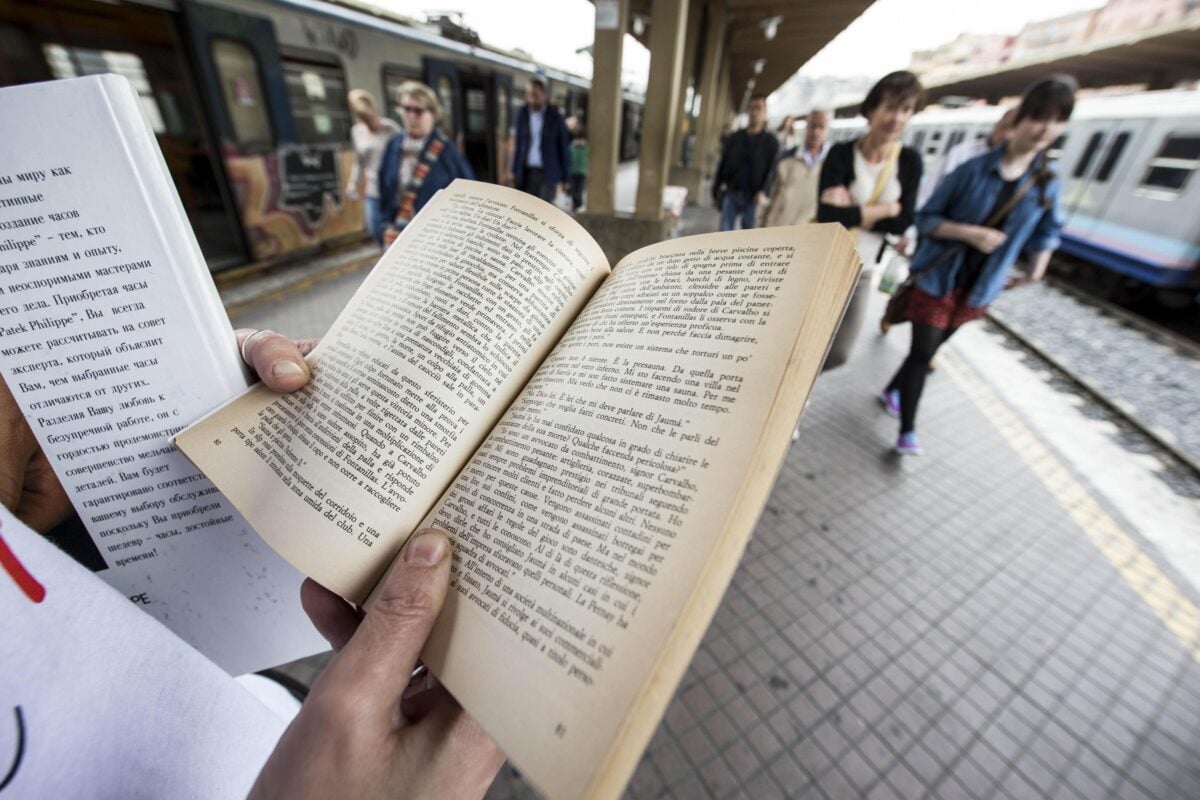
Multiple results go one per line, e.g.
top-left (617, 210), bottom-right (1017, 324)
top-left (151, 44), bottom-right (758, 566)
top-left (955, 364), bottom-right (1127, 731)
top-left (0, 506), bottom-right (287, 798)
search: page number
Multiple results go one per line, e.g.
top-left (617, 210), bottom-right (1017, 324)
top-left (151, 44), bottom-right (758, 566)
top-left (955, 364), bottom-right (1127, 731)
top-left (212, 438), bottom-right (222, 446)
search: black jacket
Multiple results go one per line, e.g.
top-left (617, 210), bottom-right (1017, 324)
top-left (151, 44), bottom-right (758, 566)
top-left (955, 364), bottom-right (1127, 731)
top-left (712, 129), bottom-right (779, 200)
top-left (816, 140), bottom-right (922, 235)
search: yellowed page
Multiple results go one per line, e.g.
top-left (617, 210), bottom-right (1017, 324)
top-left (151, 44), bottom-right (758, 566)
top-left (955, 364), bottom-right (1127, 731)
top-left (418, 224), bottom-right (860, 799)
top-left (175, 181), bottom-right (609, 602)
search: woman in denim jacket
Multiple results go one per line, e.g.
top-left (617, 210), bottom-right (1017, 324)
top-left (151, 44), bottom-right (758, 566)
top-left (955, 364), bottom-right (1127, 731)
top-left (882, 75), bottom-right (1077, 456)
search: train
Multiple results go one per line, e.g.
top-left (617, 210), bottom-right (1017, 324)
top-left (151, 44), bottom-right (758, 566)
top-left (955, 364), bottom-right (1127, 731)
top-left (0, 0), bottom-right (644, 272)
top-left (826, 90), bottom-right (1200, 305)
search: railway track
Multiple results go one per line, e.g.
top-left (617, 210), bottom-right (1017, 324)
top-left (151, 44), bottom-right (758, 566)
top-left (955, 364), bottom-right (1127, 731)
top-left (987, 279), bottom-right (1200, 478)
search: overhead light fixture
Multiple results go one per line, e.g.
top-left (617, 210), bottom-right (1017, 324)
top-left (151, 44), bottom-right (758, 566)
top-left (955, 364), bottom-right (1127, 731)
top-left (753, 58), bottom-right (766, 75)
top-left (632, 14), bottom-right (648, 36)
top-left (760, 16), bottom-right (783, 40)
top-left (747, 79), bottom-right (757, 90)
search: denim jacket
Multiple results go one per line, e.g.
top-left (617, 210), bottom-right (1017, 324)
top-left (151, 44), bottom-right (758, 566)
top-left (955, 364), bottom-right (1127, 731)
top-left (912, 147), bottom-right (1063, 308)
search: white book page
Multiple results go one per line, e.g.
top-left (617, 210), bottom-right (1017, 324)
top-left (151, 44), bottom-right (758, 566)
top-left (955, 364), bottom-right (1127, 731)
top-left (0, 76), bottom-right (324, 673)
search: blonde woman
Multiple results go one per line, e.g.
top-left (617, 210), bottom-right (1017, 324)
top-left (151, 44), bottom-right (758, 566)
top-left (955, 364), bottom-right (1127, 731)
top-left (377, 81), bottom-right (474, 244)
top-left (346, 89), bottom-right (400, 246)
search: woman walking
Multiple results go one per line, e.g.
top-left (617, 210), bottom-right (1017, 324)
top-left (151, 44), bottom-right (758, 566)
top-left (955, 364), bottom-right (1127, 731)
top-left (377, 81), bottom-right (474, 245)
top-left (882, 75), bottom-right (1076, 455)
top-left (817, 71), bottom-right (924, 369)
top-left (345, 90), bottom-right (400, 247)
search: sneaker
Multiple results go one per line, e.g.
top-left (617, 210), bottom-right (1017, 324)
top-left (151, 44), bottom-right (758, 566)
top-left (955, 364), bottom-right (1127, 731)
top-left (895, 431), bottom-right (924, 456)
top-left (878, 389), bottom-right (900, 417)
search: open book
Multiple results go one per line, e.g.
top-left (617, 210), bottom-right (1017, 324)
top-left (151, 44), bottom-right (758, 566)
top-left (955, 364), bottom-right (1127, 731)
top-left (0, 75), bottom-right (324, 674)
top-left (176, 181), bottom-right (859, 796)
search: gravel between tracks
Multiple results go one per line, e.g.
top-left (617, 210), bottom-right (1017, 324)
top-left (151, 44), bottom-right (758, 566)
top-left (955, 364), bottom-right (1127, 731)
top-left (989, 281), bottom-right (1200, 467)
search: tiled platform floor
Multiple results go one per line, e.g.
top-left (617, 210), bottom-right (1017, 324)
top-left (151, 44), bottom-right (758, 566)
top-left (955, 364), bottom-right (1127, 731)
top-left (478, 311), bottom-right (1200, 800)
top-left (244, 197), bottom-right (1200, 799)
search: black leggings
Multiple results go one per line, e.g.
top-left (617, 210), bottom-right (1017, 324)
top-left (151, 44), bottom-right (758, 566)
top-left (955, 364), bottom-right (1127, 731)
top-left (886, 323), bottom-right (957, 434)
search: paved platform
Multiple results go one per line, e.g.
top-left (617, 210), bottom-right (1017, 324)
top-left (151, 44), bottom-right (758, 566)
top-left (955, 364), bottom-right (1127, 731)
top-left (238, 201), bottom-right (1200, 800)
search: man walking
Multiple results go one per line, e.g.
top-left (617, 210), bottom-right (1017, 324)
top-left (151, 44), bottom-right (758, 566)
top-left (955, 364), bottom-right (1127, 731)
top-left (713, 94), bottom-right (779, 231)
top-left (763, 109), bottom-right (830, 227)
top-left (508, 77), bottom-right (570, 202)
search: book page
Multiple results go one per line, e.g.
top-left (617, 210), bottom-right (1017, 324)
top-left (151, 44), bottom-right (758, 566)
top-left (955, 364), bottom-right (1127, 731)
top-left (0, 76), bottom-right (326, 673)
top-left (176, 181), bottom-right (610, 602)
top-left (419, 224), bottom-right (859, 799)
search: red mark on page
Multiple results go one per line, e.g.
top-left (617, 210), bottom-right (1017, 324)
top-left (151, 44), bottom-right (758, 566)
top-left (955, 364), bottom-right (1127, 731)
top-left (0, 522), bottom-right (45, 603)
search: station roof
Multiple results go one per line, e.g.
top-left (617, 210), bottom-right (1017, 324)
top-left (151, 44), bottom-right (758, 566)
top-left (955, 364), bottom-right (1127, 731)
top-left (619, 0), bottom-right (876, 102)
top-left (922, 15), bottom-right (1200, 105)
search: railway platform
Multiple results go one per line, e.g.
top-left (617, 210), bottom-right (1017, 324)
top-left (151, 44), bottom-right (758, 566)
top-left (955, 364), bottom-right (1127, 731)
top-left (236, 199), bottom-right (1200, 800)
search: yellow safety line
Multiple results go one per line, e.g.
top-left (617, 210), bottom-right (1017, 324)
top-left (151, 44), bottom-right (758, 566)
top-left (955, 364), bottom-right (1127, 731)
top-left (940, 351), bottom-right (1200, 665)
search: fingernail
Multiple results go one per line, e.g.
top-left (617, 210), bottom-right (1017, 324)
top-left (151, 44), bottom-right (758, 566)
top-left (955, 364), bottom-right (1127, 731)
top-left (405, 530), bottom-right (447, 565)
top-left (273, 360), bottom-right (306, 379)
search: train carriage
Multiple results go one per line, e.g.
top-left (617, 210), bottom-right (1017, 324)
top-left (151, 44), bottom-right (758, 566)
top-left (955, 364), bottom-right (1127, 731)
top-left (0, 0), bottom-right (644, 272)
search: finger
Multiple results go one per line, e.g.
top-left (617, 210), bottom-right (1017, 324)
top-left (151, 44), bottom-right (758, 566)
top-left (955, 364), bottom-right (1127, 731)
top-left (321, 529), bottom-right (452, 708)
top-left (301, 578), bottom-right (362, 652)
top-left (235, 329), bottom-right (311, 392)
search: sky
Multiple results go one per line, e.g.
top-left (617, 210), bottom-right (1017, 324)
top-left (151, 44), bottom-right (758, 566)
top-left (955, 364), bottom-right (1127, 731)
top-left (374, 0), bottom-right (1106, 88)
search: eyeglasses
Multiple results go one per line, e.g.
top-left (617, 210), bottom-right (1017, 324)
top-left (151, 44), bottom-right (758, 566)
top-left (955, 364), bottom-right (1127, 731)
top-left (399, 105), bottom-right (430, 116)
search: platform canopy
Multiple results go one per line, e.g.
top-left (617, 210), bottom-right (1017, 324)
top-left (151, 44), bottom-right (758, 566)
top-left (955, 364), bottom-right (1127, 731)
top-left (924, 15), bottom-right (1200, 105)
top-left (623, 0), bottom-right (875, 101)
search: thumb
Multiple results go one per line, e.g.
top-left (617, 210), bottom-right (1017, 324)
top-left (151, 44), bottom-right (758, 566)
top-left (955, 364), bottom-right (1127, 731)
top-left (319, 529), bottom-right (453, 713)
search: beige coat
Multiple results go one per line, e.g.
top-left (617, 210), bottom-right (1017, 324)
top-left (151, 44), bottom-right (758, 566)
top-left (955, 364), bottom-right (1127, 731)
top-left (763, 153), bottom-right (824, 227)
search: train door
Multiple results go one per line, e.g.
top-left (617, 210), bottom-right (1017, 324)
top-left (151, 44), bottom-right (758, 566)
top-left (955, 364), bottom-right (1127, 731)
top-left (1064, 119), bottom-right (1149, 243)
top-left (423, 57), bottom-right (461, 144)
top-left (0, 0), bottom-right (248, 270)
top-left (183, 2), bottom-right (363, 264)
top-left (459, 71), bottom-right (496, 182)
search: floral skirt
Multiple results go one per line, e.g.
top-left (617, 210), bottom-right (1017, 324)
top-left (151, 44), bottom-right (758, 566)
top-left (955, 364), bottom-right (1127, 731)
top-left (904, 287), bottom-right (987, 330)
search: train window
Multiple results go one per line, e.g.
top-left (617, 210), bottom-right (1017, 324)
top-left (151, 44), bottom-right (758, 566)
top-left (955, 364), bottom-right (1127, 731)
top-left (1072, 132), bottom-right (1103, 178)
top-left (211, 38), bottom-right (274, 151)
top-left (911, 130), bottom-right (925, 150)
top-left (282, 56), bottom-right (351, 144)
top-left (1140, 134), bottom-right (1200, 195)
top-left (382, 64), bottom-right (422, 123)
top-left (1095, 132), bottom-right (1130, 183)
top-left (465, 87), bottom-right (488, 135)
top-left (947, 130), bottom-right (965, 151)
top-left (42, 44), bottom-right (167, 134)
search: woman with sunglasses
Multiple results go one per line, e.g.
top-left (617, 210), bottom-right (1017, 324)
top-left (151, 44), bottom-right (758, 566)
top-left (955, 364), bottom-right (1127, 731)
top-left (378, 81), bottom-right (474, 244)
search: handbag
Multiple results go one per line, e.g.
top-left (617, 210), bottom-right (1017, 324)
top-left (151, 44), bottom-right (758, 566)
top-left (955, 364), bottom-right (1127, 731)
top-left (880, 157), bottom-right (1046, 333)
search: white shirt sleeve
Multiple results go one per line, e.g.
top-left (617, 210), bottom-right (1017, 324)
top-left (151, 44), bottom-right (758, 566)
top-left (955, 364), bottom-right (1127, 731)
top-left (0, 505), bottom-right (288, 798)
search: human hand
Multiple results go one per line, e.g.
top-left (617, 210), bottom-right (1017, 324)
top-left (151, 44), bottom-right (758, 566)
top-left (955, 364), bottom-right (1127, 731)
top-left (383, 227), bottom-right (400, 246)
top-left (345, 186), bottom-right (360, 202)
top-left (0, 331), bottom-right (316, 533)
top-left (968, 226), bottom-right (1007, 254)
top-left (234, 329), bottom-right (318, 393)
top-left (0, 376), bottom-right (70, 533)
top-left (820, 186), bottom-right (852, 207)
top-left (250, 530), bottom-right (504, 800)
